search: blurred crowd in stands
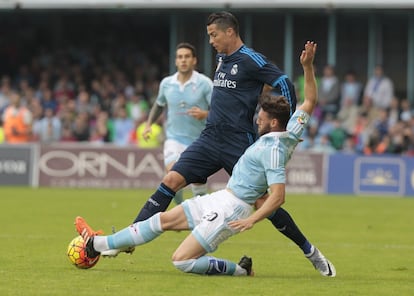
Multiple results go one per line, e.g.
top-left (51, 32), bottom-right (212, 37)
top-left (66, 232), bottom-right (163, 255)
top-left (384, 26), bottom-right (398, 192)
top-left (295, 64), bottom-right (414, 156)
top-left (0, 46), bottom-right (413, 155)
top-left (0, 46), bottom-right (167, 148)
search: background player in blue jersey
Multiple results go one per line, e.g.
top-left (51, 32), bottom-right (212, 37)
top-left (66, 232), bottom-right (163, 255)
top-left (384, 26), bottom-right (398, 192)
top-left (141, 43), bottom-right (213, 204)
top-left (75, 41), bottom-right (335, 277)
top-left (92, 11), bottom-right (328, 275)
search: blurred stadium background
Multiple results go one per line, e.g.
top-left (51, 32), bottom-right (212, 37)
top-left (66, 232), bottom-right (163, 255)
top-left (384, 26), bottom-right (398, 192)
top-left (0, 0), bottom-right (413, 196)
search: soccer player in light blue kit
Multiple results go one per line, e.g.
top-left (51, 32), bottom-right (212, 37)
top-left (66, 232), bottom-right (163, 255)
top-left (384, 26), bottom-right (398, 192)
top-left (76, 41), bottom-right (336, 277)
top-left (141, 42), bottom-right (213, 204)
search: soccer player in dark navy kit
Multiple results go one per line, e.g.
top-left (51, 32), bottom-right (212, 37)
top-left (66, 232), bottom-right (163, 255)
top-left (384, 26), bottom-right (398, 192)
top-left (129, 11), bottom-right (334, 276)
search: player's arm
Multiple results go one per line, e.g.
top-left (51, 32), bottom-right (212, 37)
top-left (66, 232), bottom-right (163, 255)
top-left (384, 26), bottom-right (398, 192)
top-left (142, 103), bottom-right (164, 140)
top-left (147, 103), bottom-right (164, 125)
top-left (297, 41), bottom-right (318, 116)
top-left (228, 183), bottom-right (285, 232)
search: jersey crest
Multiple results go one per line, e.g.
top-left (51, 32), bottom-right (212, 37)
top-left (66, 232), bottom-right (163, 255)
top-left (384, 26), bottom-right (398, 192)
top-left (230, 64), bottom-right (238, 75)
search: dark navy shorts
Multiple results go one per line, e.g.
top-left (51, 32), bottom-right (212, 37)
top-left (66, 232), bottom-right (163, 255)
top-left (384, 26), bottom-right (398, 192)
top-left (171, 124), bottom-right (256, 185)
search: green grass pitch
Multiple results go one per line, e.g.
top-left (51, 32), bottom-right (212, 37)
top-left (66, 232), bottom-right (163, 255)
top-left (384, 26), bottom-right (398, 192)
top-left (0, 187), bottom-right (413, 296)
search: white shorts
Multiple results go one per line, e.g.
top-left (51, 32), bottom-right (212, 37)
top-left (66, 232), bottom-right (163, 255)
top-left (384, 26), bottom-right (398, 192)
top-left (163, 139), bottom-right (188, 167)
top-left (181, 189), bottom-right (253, 253)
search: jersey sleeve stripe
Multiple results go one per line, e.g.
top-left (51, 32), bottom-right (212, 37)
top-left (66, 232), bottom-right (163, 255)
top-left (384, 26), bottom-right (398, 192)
top-left (270, 146), bottom-right (279, 169)
top-left (240, 47), bottom-right (266, 67)
top-left (272, 75), bottom-right (294, 115)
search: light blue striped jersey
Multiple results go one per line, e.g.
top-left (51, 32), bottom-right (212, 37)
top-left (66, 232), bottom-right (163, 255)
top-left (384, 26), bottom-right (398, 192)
top-left (157, 70), bottom-right (213, 146)
top-left (227, 109), bottom-right (310, 204)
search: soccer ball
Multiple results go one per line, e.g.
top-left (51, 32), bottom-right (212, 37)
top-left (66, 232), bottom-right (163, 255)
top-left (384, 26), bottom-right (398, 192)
top-left (67, 235), bottom-right (100, 269)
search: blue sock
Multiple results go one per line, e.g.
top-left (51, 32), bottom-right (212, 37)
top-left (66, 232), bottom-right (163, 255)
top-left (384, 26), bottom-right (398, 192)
top-left (108, 213), bottom-right (163, 249)
top-left (188, 256), bottom-right (237, 275)
top-left (133, 183), bottom-right (175, 223)
top-left (301, 240), bottom-right (313, 255)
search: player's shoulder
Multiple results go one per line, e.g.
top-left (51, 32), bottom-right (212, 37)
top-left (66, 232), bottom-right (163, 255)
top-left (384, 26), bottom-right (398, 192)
top-left (238, 45), bottom-right (268, 66)
top-left (194, 71), bottom-right (212, 82)
top-left (160, 73), bottom-right (178, 85)
top-left (193, 71), bottom-right (213, 89)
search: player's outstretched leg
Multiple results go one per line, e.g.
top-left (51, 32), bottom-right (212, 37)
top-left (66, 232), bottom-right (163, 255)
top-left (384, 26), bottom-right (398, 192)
top-left (75, 216), bottom-right (136, 258)
top-left (133, 183), bottom-right (176, 223)
top-left (267, 208), bottom-right (336, 277)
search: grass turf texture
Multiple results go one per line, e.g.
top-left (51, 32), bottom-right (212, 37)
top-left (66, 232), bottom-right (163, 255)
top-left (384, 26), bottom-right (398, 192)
top-left (0, 187), bottom-right (413, 296)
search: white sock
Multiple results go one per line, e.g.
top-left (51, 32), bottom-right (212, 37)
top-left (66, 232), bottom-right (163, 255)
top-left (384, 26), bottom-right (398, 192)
top-left (93, 236), bottom-right (110, 252)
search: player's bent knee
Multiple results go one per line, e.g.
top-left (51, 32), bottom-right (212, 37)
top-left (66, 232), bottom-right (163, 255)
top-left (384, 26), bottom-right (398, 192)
top-left (172, 259), bottom-right (196, 273)
top-left (163, 171), bottom-right (187, 191)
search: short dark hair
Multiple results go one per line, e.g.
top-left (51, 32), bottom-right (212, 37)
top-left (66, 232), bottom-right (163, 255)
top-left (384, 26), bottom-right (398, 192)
top-left (176, 42), bottom-right (197, 57)
top-left (207, 11), bottom-right (239, 36)
top-left (259, 94), bottom-right (291, 128)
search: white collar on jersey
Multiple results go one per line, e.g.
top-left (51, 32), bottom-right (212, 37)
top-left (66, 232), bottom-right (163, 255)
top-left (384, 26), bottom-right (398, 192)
top-left (172, 70), bottom-right (199, 87)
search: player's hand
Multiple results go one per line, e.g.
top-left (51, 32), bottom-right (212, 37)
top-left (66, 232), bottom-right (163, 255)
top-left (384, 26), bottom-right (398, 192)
top-left (228, 218), bottom-right (255, 232)
top-left (142, 124), bottom-right (153, 141)
top-left (300, 41), bottom-right (317, 67)
top-left (187, 107), bottom-right (207, 120)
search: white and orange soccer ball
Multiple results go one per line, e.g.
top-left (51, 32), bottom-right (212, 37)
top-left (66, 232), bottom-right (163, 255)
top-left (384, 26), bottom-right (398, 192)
top-left (67, 235), bottom-right (100, 269)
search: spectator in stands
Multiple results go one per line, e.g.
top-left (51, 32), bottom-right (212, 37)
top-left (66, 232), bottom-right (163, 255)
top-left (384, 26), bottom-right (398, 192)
top-left (17, 79), bottom-right (32, 102)
top-left (318, 64), bottom-right (340, 118)
top-left (310, 134), bottom-right (336, 154)
top-left (90, 79), bottom-right (103, 107)
top-left (363, 129), bottom-right (380, 155)
top-left (317, 112), bottom-right (335, 138)
top-left (372, 108), bottom-right (390, 140)
top-left (0, 76), bottom-right (12, 115)
top-left (40, 88), bottom-right (58, 114)
top-left (72, 111), bottom-right (90, 142)
top-left (126, 92), bottom-right (149, 124)
top-left (328, 118), bottom-right (348, 150)
top-left (337, 96), bottom-right (359, 135)
top-left (363, 65), bottom-right (394, 110)
top-left (60, 124), bottom-right (76, 142)
top-left (32, 107), bottom-right (62, 143)
top-left (353, 112), bottom-right (374, 154)
top-left (54, 74), bottom-right (75, 101)
top-left (358, 95), bottom-right (378, 125)
top-left (341, 135), bottom-right (357, 154)
top-left (57, 98), bottom-right (76, 129)
top-left (76, 90), bottom-right (95, 115)
top-left (340, 70), bottom-right (362, 107)
top-left (388, 97), bottom-right (400, 127)
top-left (113, 106), bottom-right (134, 146)
top-left (90, 110), bottom-right (112, 143)
top-left (2, 91), bottom-right (33, 143)
top-left (400, 98), bottom-right (412, 123)
top-left (297, 121), bottom-right (319, 151)
top-left (14, 65), bottom-right (34, 89)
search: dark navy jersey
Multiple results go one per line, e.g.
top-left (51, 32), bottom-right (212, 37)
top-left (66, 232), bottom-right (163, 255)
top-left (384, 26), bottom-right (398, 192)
top-left (207, 45), bottom-right (297, 133)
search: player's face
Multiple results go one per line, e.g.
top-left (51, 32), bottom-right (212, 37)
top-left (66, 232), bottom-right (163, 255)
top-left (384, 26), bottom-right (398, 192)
top-left (256, 109), bottom-right (273, 136)
top-left (175, 48), bottom-right (196, 74)
top-left (207, 24), bottom-right (230, 54)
